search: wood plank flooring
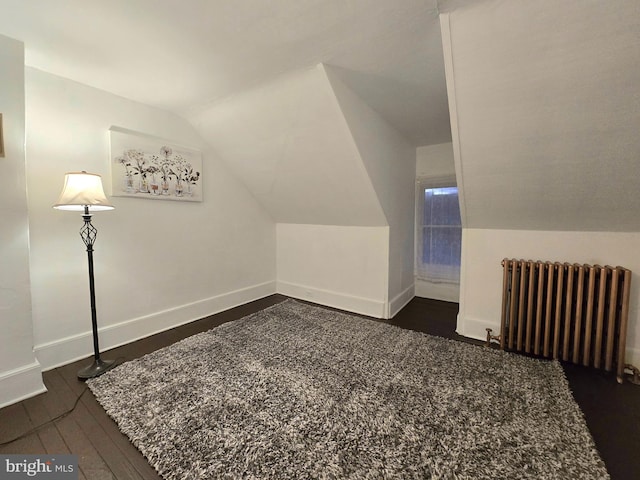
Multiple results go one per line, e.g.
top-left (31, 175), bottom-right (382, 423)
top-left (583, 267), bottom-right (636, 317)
top-left (1, 295), bottom-right (638, 479)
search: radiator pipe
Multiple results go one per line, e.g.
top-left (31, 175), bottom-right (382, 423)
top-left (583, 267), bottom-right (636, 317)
top-left (485, 328), bottom-right (501, 348)
top-left (624, 364), bottom-right (640, 385)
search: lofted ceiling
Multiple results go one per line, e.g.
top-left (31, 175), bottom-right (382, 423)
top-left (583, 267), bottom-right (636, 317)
top-left (0, 0), bottom-right (461, 146)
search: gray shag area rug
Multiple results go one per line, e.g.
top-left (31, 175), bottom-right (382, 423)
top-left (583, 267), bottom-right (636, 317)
top-left (87, 300), bottom-right (609, 480)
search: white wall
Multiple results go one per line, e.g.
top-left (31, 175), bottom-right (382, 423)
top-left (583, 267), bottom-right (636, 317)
top-left (191, 63), bottom-right (416, 319)
top-left (277, 224), bottom-right (389, 318)
top-left (25, 68), bottom-right (277, 370)
top-left (415, 142), bottom-right (459, 302)
top-left (0, 35), bottom-right (46, 408)
top-left (458, 229), bottom-right (640, 367)
top-left (325, 66), bottom-right (416, 316)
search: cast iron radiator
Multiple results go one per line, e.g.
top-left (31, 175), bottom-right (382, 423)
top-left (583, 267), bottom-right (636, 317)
top-left (487, 258), bottom-right (637, 383)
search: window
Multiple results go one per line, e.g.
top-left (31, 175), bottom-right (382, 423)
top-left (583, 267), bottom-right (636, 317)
top-left (416, 179), bottom-right (461, 284)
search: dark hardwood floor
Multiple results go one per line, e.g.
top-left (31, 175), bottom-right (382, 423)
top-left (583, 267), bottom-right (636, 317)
top-left (1, 295), bottom-right (638, 479)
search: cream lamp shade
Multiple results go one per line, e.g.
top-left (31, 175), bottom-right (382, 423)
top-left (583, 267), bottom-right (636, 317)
top-left (53, 171), bottom-right (114, 212)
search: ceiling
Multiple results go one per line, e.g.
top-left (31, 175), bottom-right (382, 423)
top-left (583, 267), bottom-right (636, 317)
top-left (446, 0), bottom-right (640, 231)
top-left (0, 0), bottom-right (460, 146)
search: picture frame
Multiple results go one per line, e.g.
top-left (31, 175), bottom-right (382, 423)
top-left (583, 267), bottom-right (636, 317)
top-left (0, 113), bottom-right (4, 158)
top-left (109, 126), bottom-right (203, 202)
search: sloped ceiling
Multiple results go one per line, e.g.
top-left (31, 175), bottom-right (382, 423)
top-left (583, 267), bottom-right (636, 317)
top-left (189, 64), bottom-right (387, 226)
top-left (444, 0), bottom-right (640, 231)
top-left (0, 0), bottom-right (450, 146)
top-left (325, 65), bottom-right (415, 227)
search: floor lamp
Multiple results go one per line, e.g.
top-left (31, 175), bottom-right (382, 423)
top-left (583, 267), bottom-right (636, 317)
top-left (54, 171), bottom-right (116, 379)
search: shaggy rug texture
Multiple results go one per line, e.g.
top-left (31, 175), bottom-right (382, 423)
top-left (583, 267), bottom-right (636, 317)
top-left (87, 300), bottom-right (609, 480)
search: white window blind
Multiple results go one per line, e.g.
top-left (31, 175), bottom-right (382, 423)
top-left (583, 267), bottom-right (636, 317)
top-left (416, 177), bottom-right (461, 284)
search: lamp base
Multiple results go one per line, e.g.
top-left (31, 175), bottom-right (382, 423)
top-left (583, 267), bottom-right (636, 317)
top-left (77, 358), bottom-right (116, 380)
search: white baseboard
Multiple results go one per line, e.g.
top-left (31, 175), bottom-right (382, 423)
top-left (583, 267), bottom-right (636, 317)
top-left (388, 284), bottom-right (415, 319)
top-left (35, 281), bottom-right (277, 371)
top-left (0, 361), bottom-right (47, 409)
top-left (277, 281), bottom-right (386, 318)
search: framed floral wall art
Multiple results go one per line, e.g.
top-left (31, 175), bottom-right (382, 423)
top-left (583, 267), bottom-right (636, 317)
top-left (109, 126), bottom-right (203, 202)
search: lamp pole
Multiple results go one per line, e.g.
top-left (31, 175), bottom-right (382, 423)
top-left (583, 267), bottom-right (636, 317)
top-left (77, 205), bottom-right (115, 379)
